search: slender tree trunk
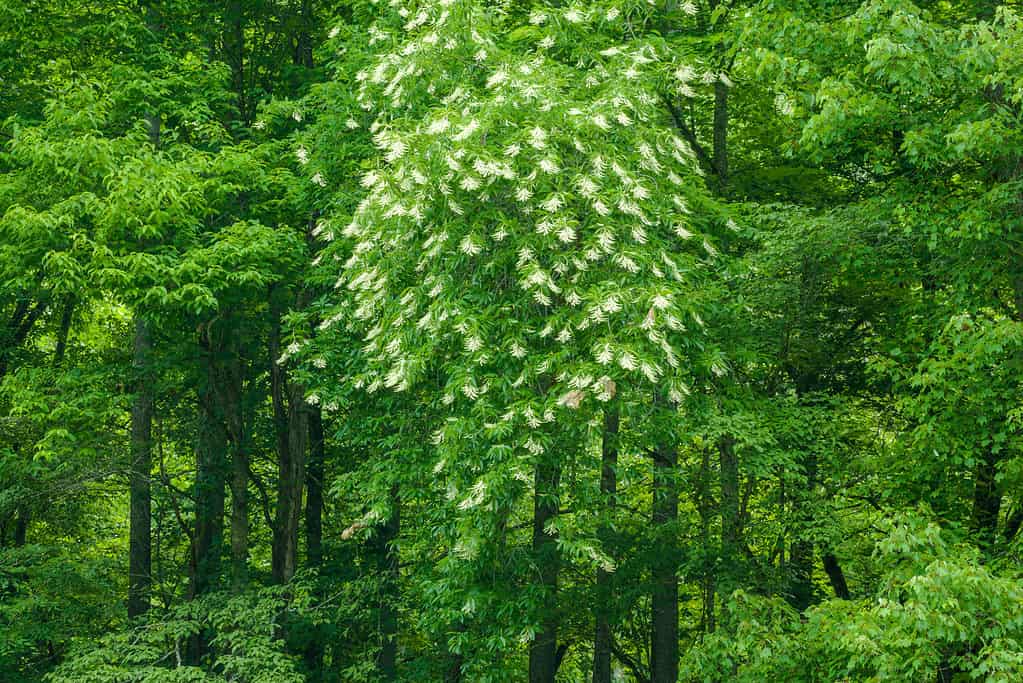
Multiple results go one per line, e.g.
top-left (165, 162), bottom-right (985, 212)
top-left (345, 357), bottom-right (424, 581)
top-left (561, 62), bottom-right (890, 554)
top-left (13, 509), bottom-right (28, 547)
top-left (970, 447), bottom-right (1001, 549)
top-left (1004, 508), bottom-right (1023, 544)
top-left (650, 440), bottom-right (679, 683)
top-left (593, 408), bottom-right (618, 683)
top-left (823, 553), bottom-right (850, 599)
top-left (530, 458), bottom-right (561, 683)
top-left (128, 316), bottom-right (154, 618)
top-left (223, 354), bottom-right (248, 591)
top-left (303, 407), bottom-right (326, 680)
top-left (128, 43), bottom-right (161, 617)
top-left (224, 0), bottom-right (247, 121)
top-left (296, 0), bottom-right (315, 69)
top-left (273, 380), bottom-right (308, 584)
top-left (788, 449), bottom-right (816, 612)
top-left (187, 334), bottom-right (228, 666)
top-left (269, 295), bottom-right (309, 585)
top-left (269, 295), bottom-right (289, 581)
top-left (718, 434), bottom-right (741, 597)
top-left (306, 408), bottom-right (325, 569)
top-left (193, 337), bottom-right (227, 598)
top-left (375, 488), bottom-right (400, 681)
top-left (695, 448), bottom-right (715, 634)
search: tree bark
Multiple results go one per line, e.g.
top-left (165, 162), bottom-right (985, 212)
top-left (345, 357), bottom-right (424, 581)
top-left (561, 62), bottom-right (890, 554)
top-left (306, 407), bottom-right (325, 569)
top-left (970, 448), bottom-right (1001, 549)
top-left (295, 0), bottom-right (315, 69)
top-left (269, 294), bottom-right (309, 585)
top-left (13, 509), bottom-right (28, 547)
top-left (823, 552), bottom-right (850, 600)
top-left (593, 408), bottom-right (619, 683)
top-left (650, 440), bottom-right (679, 683)
top-left (529, 458), bottom-right (561, 683)
top-left (186, 333), bottom-right (228, 666)
top-left (789, 443), bottom-right (817, 611)
top-left (719, 434), bottom-right (741, 597)
top-left (192, 336), bottom-right (227, 598)
top-left (128, 316), bottom-right (154, 618)
top-left (695, 447), bottom-right (715, 634)
top-left (303, 407), bottom-right (327, 680)
top-left (223, 0), bottom-right (247, 122)
top-left (375, 488), bottom-right (400, 681)
top-left (222, 353), bottom-right (248, 591)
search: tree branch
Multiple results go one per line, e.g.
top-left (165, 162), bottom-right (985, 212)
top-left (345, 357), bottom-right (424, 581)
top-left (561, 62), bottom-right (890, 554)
top-left (662, 94), bottom-right (717, 177)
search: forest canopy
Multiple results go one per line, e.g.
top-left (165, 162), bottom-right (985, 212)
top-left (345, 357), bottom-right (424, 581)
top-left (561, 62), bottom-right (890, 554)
top-left (1, 0), bottom-right (1022, 681)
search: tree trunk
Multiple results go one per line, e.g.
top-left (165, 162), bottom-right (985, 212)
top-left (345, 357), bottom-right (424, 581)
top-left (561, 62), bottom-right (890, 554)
top-left (529, 458), bottom-right (560, 683)
top-left (223, 353), bottom-right (248, 591)
top-left (789, 447), bottom-right (817, 611)
top-left (13, 509), bottom-right (28, 547)
top-left (593, 408), bottom-right (618, 683)
top-left (823, 553), bottom-right (850, 599)
top-left (272, 378), bottom-right (308, 584)
top-left (303, 407), bottom-right (326, 680)
top-left (193, 338), bottom-right (227, 598)
top-left (650, 440), bottom-right (679, 683)
top-left (718, 434), bottom-right (741, 597)
top-left (296, 0), bottom-right (314, 69)
top-left (375, 489), bottom-right (400, 681)
top-left (128, 316), bottom-right (154, 618)
top-left (269, 294), bottom-right (310, 585)
top-left (306, 407), bottom-right (325, 569)
top-left (187, 335), bottom-right (227, 666)
top-left (695, 447), bottom-right (715, 634)
top-left (128, 23), bottom-right (161, 615)
top-left (970, 448), bottom-right (1001, 549)
top-left (223, 0), bottom-right (247, 122)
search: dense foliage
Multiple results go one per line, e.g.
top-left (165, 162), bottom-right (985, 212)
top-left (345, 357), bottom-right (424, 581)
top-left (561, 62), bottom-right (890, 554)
top-left (1, 0), bottom-right (1021, 681)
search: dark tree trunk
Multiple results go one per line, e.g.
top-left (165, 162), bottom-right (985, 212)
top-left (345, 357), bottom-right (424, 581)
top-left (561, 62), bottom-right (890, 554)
top-left (593, 408), bottom-right (618, 683)
top-left (695, 447), bottom-right (715, 634)
top-left (13, 509), bottom-right (28, 547)
top-left (789, 448), bottom-right (817, 612)
top-left (303, 407), bottom-right (326, 679)
top-left (222, 353), bottom-right (248, 591)
top-left (193, 339), bottom-right (227, 598)
top-left (375, 489), bottom-right (400, 681)
top-left (128, 22), bottom-right (161, 614)
top-left (128, 316), bottom-right (154, 618)
top-left (530, 458), bottom-right (560, 683)
top-left (823, 553), bottom-right (850, 599)
top-left (295, 0), bottom-right (315, 69)
top-left (223, 0), bottom-right (247, 121)
top-left (0, 298), bottom-right (47, 379)
top-left (186, 336), bottom-right (228, 666)
top-left (306, 408), bottom-right (325, 569)
top-left (718, 434), bottom-right (741, 596)
top-left (1004, 508), bottom-right (1023, 544)
top-left (650, 440), bottom-right (679, 683)
top-left (970, 448), bottom-right (1001, 549)
top-left (272, 379), bottom-right (308, 584)
top-left (269, 294), bottom-right (310, 585)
